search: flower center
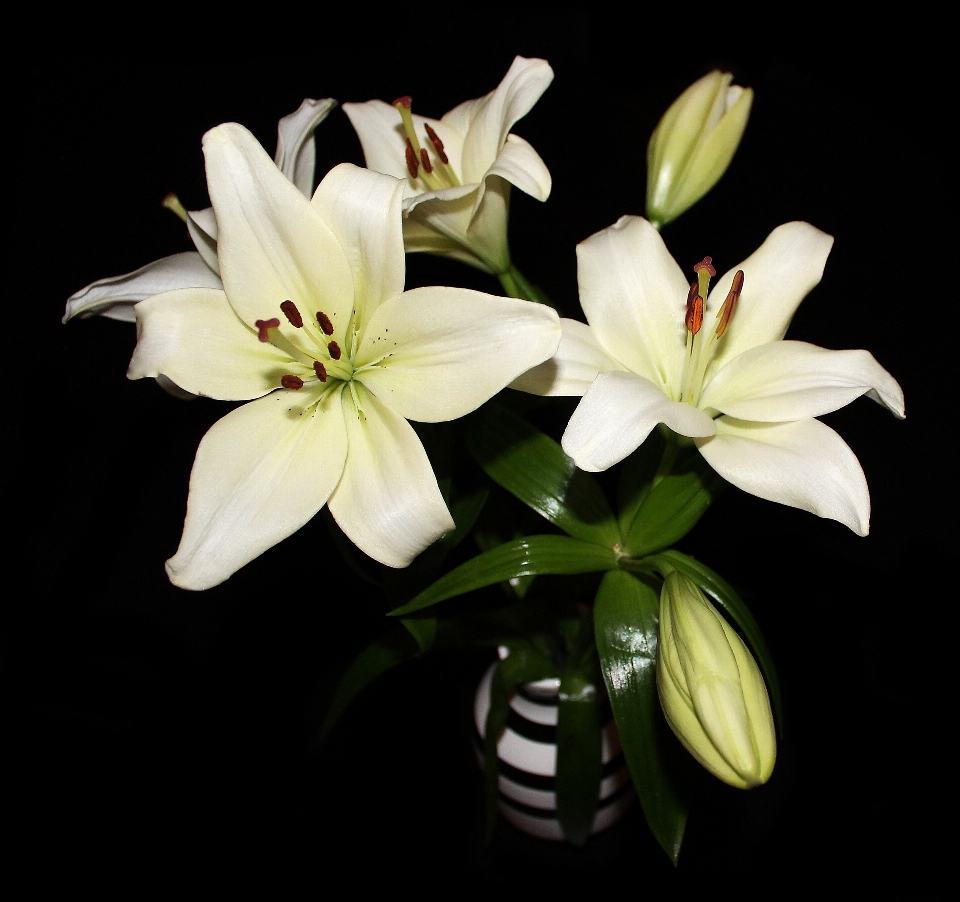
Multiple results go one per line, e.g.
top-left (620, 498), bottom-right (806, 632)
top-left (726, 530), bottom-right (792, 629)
top-left (255, 299), bottom-right (355, 391)
top-left (678, 256), bottom-right (744, 406)
top-left (393, 96), bottom-right (461, 192)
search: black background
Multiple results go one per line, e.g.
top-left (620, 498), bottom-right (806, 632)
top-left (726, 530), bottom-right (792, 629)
top-left (13, 16), bottom-right (950, 895)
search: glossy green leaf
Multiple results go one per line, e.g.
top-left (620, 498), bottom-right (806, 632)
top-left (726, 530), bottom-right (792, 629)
top-left (400, 616), bottom-right (436, 653)
top-left (652, 549), bottom-right (784, 736)
top-left (617, 431), bottom-right (667, 538)
top-left (622, 449), bottom-right (723, 556)
top-left (465, 403), bottom-right (621, 547)
top-left (388, 535), bottom-right (618, 617)
top-left (315, 626), bottom-right (419, 746)
top-left (556, 670), bottom-right (602, 846)
top-left (482, 649), bottom-right (556, 841)
top-left (594, 570), bottom-right (689, 865)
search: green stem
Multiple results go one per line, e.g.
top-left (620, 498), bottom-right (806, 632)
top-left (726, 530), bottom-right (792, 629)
top-left (651, 440), bottom-right (679, 490)
top-left (498, 263), bottom-right (557, 309)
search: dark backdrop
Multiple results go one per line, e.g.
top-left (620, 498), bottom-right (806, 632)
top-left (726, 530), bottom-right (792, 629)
top-left (13, 17), bottom-right (949, 895)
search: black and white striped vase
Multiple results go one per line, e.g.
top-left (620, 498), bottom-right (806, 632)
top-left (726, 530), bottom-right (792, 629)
top-left (473, 660), bottom-right (635, 841)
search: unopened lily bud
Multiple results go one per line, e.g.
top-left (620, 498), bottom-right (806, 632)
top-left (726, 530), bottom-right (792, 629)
top-left (657, 571), bottom-right (775, 789)
top-left (646, 70), bottom-right (753, 228)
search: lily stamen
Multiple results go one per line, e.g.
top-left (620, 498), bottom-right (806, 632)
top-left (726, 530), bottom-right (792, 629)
top-left (715, 270), bottom-right (744, 339)
top-left (393, 96), bottom-right (459, 191)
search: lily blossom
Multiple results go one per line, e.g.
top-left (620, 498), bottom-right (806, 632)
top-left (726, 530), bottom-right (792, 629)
top-left (514, 216), bottom-right (904, 535)
top-left (127, 123), bottom-right (561, 590)
top-left (63, 98), bottom-right (337, 323)
top-left (342, 56), bottom-right (553, 275)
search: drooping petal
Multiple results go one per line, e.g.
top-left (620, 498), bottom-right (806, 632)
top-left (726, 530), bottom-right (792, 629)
top-left (166, 384), bottom-right (348, 590)
top-left (483, 133), bottom-right (551, 201)
top-left (311, 163), bottom-right (405, 332)
top-left (576, 216), bottom-right (689, 391)
top-left (707, 222), bottom-right (834, 371)
top-left (186, 207), bottom-right (220, 274)
top-left (562, 371), bottom-right (716, 472)
top-left (699, 340), bottom-right (906, 421)
top-left (327, 384), bottom-right (453, 568)
top-left (400, 217), bottom-right (482, 267)
top-left (63, 252), bottom-right (222, 323)
top-left (356, 287), bottom-right (560, 422)
top-left (202, 123), bottom-right (354, 337)
top-left (274, 98), bottom-right (337, 197)
top-left (510, 318), bottom-right (623, 396)
top-left (128, 288), bottom-right (293, 401)
top-left (696, 416), bottom-right (870, 535)
top-left (403, 188), bottom-right (490, 270)
top-left (443, 56), bottom-right (554, 186)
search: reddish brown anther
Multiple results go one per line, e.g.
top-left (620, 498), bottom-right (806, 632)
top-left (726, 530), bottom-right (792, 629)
top-left (419, 147), bottom-right (433, 174)
top-left (685, 295), bottom-right (704, 335)
top-left (281, 375), bottom-right (304, 390)
top-left (316, 311), bottom-right (334, 335)
top-left (280, 300), bottom-right (303, 328)
top-left (313, 361), bottom-right (327, 383)
top-left (693, 256), bottom-right (716, 276)
top-left (715, 270), bottom-right (745, 338)
top-left (393, 96), bottom-right (412, 109)
top-left (405, 139), bottom-right (419, 179)
top-left (327, 341), bottom-right (342, 360)
top-left (424, 123), bottom-right (449, 165)
top-left (255, 318), bottom-right (280, 342)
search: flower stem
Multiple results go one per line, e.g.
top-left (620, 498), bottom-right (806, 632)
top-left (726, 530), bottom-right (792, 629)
top-left (498, 264), bottom-right (557, 309)
top-left (651, 440), bottom-right (680, 489)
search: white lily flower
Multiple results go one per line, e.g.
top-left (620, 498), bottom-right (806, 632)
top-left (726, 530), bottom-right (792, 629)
top-left (127, 123), bottom-right (561, 590)
top-left (63, 98), bottom-right (337, 323)
top-left (514, 216), bottom-right (905, 535)
top-left (342, 56), bottom-right (553, 275)
top-left (657, 571), bottom-right (776, 789)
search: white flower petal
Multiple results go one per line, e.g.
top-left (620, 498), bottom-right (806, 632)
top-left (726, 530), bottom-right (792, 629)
top-left (166, 385), bottom-right (348, 590)
top-left (696, 416), bottom-right (870, 535)
top-left (357, 287), bottom-right (560, 422)
top-left (274, 97), bottom-right (337, 197)
top-left (327, 385), bottom-right (453, 568)
top-left (576, 216), bottom-right (689, 390)
top-left (63, 252), bottom-right (222, 323)
top-left (484, 133), bottom-right (551, 201)
top-left (202, 123), bottom-right (354, 335)
top-left (510, 318), bottom-right (623, 396)
top-left (443, 56), bottom-right (554, 185)
top-left (128, 288), bottom-right (293, 400)
top-left (562, 371), bottom-right (715, 472)
top-left (708, 222), bottom-right (834, 371)
top-left (699, 340), bottom-right (906, 421)
top-left (186, 207), bottom-right (220, 275)
top-left (311, 163), bottom-right (405, 330)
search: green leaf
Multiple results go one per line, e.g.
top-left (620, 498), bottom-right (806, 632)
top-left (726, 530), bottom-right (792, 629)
top-left (465, 402), bottom-right (621, 548)
top-left (400, 616), bottom-right (436, 653)
top-left (594, 570), bottom-right (689, 865)
top-left (652, 549), bottom-right (784, 736)
top-left (556, 670), bottom-right (602, 846)
top-left (622, 449), bottom-right (722, 556)
top-left (388, 535), bottom-right (618, 617)
top-left (617, 431), bottom-right (667, 538)
top-left (315, 626), bottom-right (419, 746)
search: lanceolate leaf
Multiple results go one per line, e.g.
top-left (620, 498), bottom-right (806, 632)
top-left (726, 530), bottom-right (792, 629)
top-left (389, 535), bottom-right (618, 617)
top-left (594, 570), bottom-right (689, 865)
top-left (623, 451), bottom-right (723, 556)
top-left (556, 669), bottom-right (602, 847)
top-left (465, 403), bottom-right (621, 547)
top-left (652, 549), bottom-right (784, 735)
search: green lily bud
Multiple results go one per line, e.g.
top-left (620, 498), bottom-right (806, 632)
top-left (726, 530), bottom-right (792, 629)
top-left (646, 70), bottom-right (753, 228)
top-left (657, 571), bottom-right (775, 789)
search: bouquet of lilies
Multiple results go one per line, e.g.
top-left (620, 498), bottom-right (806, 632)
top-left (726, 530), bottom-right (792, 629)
top-left (63, 58), bottom-right (904, 863)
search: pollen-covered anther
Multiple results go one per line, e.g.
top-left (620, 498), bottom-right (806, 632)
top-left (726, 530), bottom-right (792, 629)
top-left (693, 256), bottom-right (716, 276)
top-left (405, 140), bottom-right (419, 179)
top-left (316, 311), bottom-right (334, 335)
top-left (684, 281), bottom-right (703, 335)
top-left (281, 374), bottom-right (304, 390)
top-left (313, 361), bottom-right (327, 382)
top-left (280, 300), bottom-right (303, 328)
top-left (255, 318), bottom-right (280, 342)
top-left (715, 270), bottom-right (744, 338)
top-left (327, 341), bottom-right (342, 360)
top-left (419, 147), bottom-right (433, 174)
top-left (424, 123), bottom-right (449, 165)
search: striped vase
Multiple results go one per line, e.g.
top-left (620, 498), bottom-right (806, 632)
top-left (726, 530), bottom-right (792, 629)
top-left (473, 661), bottom-right (635, 841)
